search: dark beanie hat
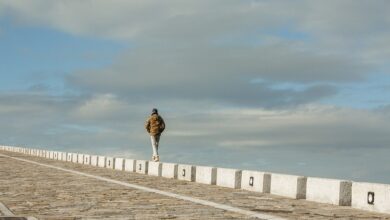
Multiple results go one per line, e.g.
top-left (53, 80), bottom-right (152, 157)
top-left (152, 108), bottom-right (158, 114)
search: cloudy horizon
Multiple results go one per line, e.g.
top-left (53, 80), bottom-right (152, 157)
top-left (1, 0), bottom-right (390, 183)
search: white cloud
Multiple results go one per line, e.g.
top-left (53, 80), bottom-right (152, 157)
top-left (72, 94), bottom-right (127, 119)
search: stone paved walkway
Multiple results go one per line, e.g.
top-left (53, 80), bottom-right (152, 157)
top-left (1, 151), bottom-right (390, 220)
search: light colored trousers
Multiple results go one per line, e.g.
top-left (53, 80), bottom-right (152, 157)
top-left (151, 135), bottom-right (161, 156)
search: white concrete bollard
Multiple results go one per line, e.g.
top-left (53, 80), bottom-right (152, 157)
top-left (270, 173), bottom-right (307, 199)
top-left (352, 182), bottom-right (390, 214)
top-left (162, 163), bottom-right (178, 179)
top-left (77, 154), bottom-right (84, 164)
top-left (196, 166), bottom-right (217, 185)
top-left (67, 153), bottom-right (73, 162)
top-left (98, 156), bottom-right (106, 167)
top-left (53, 152), bottom-right (58, 160)
top-left (216, 168), bottom-right (242, 189)
top-left (136, 160), bottom-right (148, 174)
top-left (56, 152), bottom-right (62, 160)
top-left (114, 158), bottom-right (124, 171)
top-left (72, 153), bottom-right (78, 163)
top-left (83, 154), bottom-right (91, 165)
top-left (49, 151), bottom-right (55, 159)
top-left (148, 162), bottom-right (162, 176)
top-left (306, 177), bottom-right (352, 206)
top-left (106, 157), bottom-right (114, 169)
top-left (177, 164), bottom-right (195, 181)
top-left (91, 155), bottom-right (98, 166)
top-left (61, 152), bottom-right (67, 161)
top-left (124, 159), bottom-right (136, 172)
top-left (241, 170), bottom-right (271, 193)
top-left (45, 151), bottom-right (50, 158)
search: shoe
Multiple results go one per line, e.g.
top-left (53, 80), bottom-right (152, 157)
top-left (155, 155), bottom-right (160, 162)
top-left (152, 156), bottom-right (156, 161)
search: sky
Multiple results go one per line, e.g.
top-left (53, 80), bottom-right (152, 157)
top-left (0, 0), bottom-right (390, 183)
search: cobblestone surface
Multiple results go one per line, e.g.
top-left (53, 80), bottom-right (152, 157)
top-left (1, 151), bottom-right (390, 219)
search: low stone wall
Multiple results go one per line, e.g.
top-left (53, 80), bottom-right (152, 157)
top-left (91, 155), bottom-right (98, 166)
top-left (241, 170), bottom-right (271, 193)
top-left (270, 173), bottom-right (307, 199)
top-left (162, 163), bottom-right (178, 179)
top-left (114, 158), bottom-right (124, 171)
top-left (216, 168), bottom-right (242, 189)
top-left (98, 156), bottom-right (106, 167)
top-left (306, 177), bottom-right (351, 206)
top-left (352, 182), bottom-right (390, 213)
top-left (106, 157), bottom-right (114, 169)
top-left (148, 161), bottom-right (162, 176)
top-left (177, 164), bottom-right (195, 181)
top-left (135, 160), bottom-right (148, 174)
top-left (124, 159), bottom-right (136, 172)
top-left (77, 154), bottom-right (84, 164)
top-left (1, 145), bottom-right (390, 215)
top-left (196, 166), bottom-right (217, 185)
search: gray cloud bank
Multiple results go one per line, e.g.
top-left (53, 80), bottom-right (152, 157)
top-left (1, 91), bottom-right (390, 182)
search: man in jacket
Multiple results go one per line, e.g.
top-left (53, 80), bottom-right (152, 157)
top-left (145, 108), bottom-right (165, 162)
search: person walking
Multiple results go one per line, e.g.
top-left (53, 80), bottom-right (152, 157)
top-left (145, 108), bottom-right (165, 162)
